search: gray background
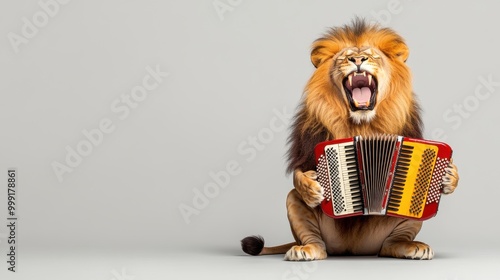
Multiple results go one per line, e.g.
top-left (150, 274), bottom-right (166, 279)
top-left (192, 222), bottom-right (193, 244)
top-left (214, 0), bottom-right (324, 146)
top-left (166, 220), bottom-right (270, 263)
top-left (1, 0), bottom-right (499, 279)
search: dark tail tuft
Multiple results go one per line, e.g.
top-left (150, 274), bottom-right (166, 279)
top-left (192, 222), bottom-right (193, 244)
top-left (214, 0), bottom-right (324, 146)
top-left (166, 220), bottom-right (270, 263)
top-left (241, 235), bottom-right (265, 256)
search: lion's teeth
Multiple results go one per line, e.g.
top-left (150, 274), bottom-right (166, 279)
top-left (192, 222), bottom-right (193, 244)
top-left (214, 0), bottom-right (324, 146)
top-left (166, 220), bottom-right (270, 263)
top-left (368, 74), bottom-right (372, 86)
top-left (353, 71), bottom-right (366, 77)
top-left (348, 75), bottom-right (353, 86)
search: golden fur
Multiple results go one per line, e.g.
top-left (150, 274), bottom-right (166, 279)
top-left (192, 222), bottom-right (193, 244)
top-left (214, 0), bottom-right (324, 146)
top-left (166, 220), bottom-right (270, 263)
top-left (241, 19), bottom-right (459, 260)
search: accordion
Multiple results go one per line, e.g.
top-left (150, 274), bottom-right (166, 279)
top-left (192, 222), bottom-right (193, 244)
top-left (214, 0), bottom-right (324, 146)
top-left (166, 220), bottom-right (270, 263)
top-left (314, 134), bottom-right (452, 221)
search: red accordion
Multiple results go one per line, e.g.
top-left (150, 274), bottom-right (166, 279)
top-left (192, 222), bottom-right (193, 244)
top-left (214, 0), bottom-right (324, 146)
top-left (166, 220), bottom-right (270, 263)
top-left (314, 134), bottom-right (452, 221)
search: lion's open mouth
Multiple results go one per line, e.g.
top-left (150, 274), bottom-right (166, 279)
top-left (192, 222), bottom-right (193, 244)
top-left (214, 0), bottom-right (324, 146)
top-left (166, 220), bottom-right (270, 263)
top-left (343, 71), bottom-right (377, 111)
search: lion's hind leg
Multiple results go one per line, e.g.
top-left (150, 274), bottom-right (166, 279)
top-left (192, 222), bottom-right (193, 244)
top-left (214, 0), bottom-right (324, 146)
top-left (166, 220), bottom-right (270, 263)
top-left (379, 219), bottom-right (434, 260)
top-left (285, 189), bottom-right (327, 261)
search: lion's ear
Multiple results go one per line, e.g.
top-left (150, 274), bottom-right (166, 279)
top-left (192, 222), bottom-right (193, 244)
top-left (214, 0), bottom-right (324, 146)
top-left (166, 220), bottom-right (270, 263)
top-left (387, 40), bottom-right (409, 63)
top-left (375, 31), bottom-right (410, 63)
top-left (395, 44), bottom-right (409, 63)
top-left (311, 39), bottom-right (341, 68)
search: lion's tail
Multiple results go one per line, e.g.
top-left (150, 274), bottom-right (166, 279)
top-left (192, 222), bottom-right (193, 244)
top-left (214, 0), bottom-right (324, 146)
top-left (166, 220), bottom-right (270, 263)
top-left (241, 235), bottom-right (296, 255)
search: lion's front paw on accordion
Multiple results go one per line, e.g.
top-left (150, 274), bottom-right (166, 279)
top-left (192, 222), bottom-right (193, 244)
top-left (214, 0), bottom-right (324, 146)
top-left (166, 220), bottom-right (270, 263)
top-left (314, 134), bottom-right (453, 221)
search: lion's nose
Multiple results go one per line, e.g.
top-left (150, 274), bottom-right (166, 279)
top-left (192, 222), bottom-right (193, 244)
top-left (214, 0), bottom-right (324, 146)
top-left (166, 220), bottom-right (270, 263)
top-left (348, 56), bottom-right (368, 72)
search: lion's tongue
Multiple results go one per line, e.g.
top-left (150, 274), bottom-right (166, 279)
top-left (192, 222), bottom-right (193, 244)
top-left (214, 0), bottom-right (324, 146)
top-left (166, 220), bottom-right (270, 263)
top-left (352, 87), bottom-right (371, 105)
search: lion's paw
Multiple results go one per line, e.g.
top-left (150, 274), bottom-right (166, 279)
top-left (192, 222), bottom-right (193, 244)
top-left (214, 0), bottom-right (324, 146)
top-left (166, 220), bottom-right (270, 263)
top-left (380, 241), bottom-right (434, 260)
top-left (284, 244), bottom-right (327, 261)
top-left (402, 242), bottom-right (434, 260)
top-left (442, 160), bottom-right (459, 194)
top-left (293, 170), bottom-right (324, 208)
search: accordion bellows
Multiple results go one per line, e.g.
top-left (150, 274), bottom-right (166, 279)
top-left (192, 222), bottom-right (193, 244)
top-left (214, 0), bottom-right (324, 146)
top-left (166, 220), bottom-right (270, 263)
top-left (314, 134), bottom-right (452, 221)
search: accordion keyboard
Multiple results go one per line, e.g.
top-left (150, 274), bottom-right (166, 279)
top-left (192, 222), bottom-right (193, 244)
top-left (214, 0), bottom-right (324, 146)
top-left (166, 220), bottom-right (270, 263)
top-left (323, 143), bottom-right (363, 216)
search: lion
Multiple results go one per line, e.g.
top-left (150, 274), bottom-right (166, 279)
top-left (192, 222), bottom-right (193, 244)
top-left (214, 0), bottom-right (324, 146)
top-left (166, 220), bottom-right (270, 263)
top-left (241, 19), bottom-right (459, 261)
